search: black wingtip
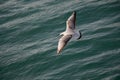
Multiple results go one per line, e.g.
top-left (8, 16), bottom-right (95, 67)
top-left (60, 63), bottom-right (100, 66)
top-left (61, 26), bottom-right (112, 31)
top-left (77, 31), bottom-right (82, 40)
top-left (73, 11), bottom-right (76, 15)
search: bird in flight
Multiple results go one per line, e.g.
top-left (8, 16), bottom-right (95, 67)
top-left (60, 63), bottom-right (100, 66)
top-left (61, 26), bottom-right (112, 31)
top-left (57, 11), bottom-right (82, 54)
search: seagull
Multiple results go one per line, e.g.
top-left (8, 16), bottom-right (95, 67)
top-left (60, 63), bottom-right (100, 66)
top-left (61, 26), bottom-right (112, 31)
top-left (57, 11), bottom-right (82, 54)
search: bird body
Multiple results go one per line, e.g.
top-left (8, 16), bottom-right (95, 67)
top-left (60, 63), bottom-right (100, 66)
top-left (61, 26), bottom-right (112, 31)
top-left (57, 11), bottom-right (82, 54)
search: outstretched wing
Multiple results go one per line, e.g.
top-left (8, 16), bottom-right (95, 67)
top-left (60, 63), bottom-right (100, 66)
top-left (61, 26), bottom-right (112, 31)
top-left (66, 11), bottom-right (76, 30)
top-left (57, 35), bottom-right (72, 54)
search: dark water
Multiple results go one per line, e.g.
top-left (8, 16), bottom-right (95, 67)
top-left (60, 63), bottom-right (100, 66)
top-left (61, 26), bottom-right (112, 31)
top-left (0, 0), bottom-right (120, 80)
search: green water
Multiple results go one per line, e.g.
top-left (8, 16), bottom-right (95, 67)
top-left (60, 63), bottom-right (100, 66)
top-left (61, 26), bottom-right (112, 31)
top-left (0, 0), bottom-right (120, 80)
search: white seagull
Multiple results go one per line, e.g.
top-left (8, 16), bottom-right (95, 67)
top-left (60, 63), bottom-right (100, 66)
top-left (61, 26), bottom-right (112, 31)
top-left (57, 11), bottom-right (82, 54)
